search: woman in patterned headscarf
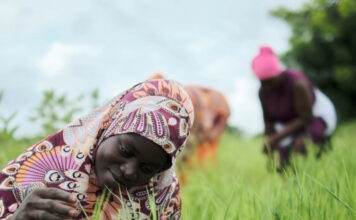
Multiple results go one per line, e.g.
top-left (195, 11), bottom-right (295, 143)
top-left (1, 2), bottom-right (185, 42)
top-left (0, 79), bottom-right (194, 220)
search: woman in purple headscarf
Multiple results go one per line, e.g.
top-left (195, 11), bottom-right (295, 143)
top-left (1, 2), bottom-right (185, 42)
top-left (252, 46), bottom-right (336, 171)
top-left (0, 79), bottom-right (194, 219)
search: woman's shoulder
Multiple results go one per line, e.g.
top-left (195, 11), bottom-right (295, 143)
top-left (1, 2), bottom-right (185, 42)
top-left (292, 78), bottom-right (311, 93)
top-left (283, 69), bottom-right (313, 87)
top-left (283, 69), bottom-right (306, 79)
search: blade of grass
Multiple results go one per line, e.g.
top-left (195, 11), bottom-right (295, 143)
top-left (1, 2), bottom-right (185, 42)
top-left (147, 186), bottom-right (157, 220)
top-left (223, 187), bottom-right (236, 219)
top-left (305, 173), bottom-right (356, 214)
top-left (78, 202), bottom-right (90, 220)
top-left (291, 158), bottom-right (304, 201)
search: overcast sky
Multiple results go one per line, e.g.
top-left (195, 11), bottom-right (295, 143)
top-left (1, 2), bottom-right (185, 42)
top-left (0, 0), bottom-right (308, 138)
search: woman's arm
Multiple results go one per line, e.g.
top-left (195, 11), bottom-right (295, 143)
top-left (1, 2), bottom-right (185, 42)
top-left (259, 90), bottom-right (275, 135)
top-left (268, 79), bottom-right (313, 146)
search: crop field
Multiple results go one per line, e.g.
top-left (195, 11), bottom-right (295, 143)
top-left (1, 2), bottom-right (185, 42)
top-left (181, 121), bottom-right (356, 219)
top-left (1, 121), bottom-right (355, 219)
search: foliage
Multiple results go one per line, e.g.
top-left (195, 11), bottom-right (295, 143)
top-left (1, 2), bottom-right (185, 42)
top-left (271, 0), bottom-right (356, 121)
top-left (28, 90), bottom-right (83, 136)
top-left (29, 89), bottom-right (100, 137)
top-left (226, 125), bottom-right (242, 137)
top-left (90, 89), bottom-right (100, 109)
top-left (0, 89), bottom-right (100, 165)
top-left (0, 91), bottom-right (38, 164)
top-left (1, 120), bottom-right (356, 219)
top-left (181, 122), bottom-right (356, 219)
top-left (0, 91), bottom-right (18, 141)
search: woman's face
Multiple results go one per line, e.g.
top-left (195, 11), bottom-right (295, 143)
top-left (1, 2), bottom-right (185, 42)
top-left (94, 133), bottom-right (170, 191)
top-left (261, 75), bottom-right (282, 91)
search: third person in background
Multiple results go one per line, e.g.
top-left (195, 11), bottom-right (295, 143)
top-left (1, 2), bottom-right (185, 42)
top-left (251, 46), bottom-right (336, 172)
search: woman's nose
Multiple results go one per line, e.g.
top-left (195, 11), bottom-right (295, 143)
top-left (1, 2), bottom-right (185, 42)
top-left (120, 159), bottom-right (139, 181)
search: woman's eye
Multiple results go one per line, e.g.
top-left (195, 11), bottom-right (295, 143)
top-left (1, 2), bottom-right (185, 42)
top-left (140, 164), bottom-right (158, 174)
top-left (119, 145), bottom-right (134, 158)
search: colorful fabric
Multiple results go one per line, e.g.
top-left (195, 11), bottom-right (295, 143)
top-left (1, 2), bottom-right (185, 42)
top-left (259, 70), bottom-right (315, 123)
top-left (178, 86), bottom-right (229, 177)
top-left (147, 73), bottom-right (230, 173)
top-left (259, 69), bottom-right (332, 145)
top-left (312, 88), bottom-right (337, 136)
top-left (252, 46), bottom-right (282, 80)
top-left (185, 86), bottom-right (229, 144)
top-left (0, 79), bottom-right (194, 220)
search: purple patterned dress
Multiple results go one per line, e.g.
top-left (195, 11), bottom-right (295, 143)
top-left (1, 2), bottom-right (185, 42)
top-left (259, 69), bottom-right (328, 146)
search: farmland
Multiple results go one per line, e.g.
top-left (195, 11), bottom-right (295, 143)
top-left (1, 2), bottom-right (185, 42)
top-left (1, 121), bottom-right (355, 219)
top-left (181, 121), bottom-right (356, 219)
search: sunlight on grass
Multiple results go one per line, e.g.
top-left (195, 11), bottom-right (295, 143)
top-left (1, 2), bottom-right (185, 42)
top-left (181, 121), bottom-right (356, 219)
top-left (1, 121), bottom-right (356, 219)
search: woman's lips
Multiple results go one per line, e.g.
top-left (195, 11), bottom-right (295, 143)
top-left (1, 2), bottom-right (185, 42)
top-left (109, 169), bottom-right (127, 188)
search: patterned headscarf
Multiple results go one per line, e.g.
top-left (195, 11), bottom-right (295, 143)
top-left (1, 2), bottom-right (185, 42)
top-left (0, 79), bottom-right (194, 220)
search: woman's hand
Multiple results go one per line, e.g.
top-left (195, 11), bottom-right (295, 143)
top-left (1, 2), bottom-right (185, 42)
top-left (262, 135), bottom-right (278, 154)
top-left (267, 134), bottom-right (279, 147)
top-left (12, 188), bottom-right (79, 220)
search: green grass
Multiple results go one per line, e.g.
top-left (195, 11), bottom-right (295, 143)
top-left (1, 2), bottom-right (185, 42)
top-left (1, 122), bottom-right (356, 219)
top-left (181, 121), bottom-right (356, 219)
top-left (0, 137), bottom-right (36, 167)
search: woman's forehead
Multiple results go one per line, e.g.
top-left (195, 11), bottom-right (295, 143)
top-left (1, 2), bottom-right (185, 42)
top-left (116, 134), bottom-right (168, 163)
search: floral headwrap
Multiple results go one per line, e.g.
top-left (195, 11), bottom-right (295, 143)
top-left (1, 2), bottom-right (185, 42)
top-left (0, 79), bottom-right (194, 220)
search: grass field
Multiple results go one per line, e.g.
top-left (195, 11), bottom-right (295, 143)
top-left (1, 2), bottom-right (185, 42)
top-left (181, 121), bottom-right (356, 219)
top-left (1, 122), bottom-right (355, 219)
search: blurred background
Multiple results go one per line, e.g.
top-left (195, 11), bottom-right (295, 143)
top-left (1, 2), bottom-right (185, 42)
top-left (0, 0), bottom-right (311, 138)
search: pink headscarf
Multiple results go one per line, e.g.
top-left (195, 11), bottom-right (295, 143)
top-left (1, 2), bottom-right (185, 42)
top-left (252, 46), bottom-right (282, 80)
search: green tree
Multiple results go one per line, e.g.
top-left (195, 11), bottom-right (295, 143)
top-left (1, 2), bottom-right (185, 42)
top-left (0, 91), bottom-right (18, 141)
top-left (272, 0), bottom-right (356, 121)
top-left (90, 88), bottom-right (100, 109)
top-left (29, 90), bottom-right (84, 136)
top-left (29, 89), bottom-right (101, 137)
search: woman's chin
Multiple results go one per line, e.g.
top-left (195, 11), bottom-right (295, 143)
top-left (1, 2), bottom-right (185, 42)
top-left (98, 171), bottom-right (146, 190)
top-left (106, 183), bottom-right (120, 191)
top-left (96, 172), bottom-right (117, 191)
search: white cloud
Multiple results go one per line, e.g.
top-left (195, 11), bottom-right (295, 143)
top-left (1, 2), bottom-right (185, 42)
top-left (227, 75), bottom-right (264, 135)
top-left (202, 56), bottom-right (239, 77)
top-left (37, 42), bottom-right (101, 77)
top-left (187, 39), bottom-right (217, 54)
